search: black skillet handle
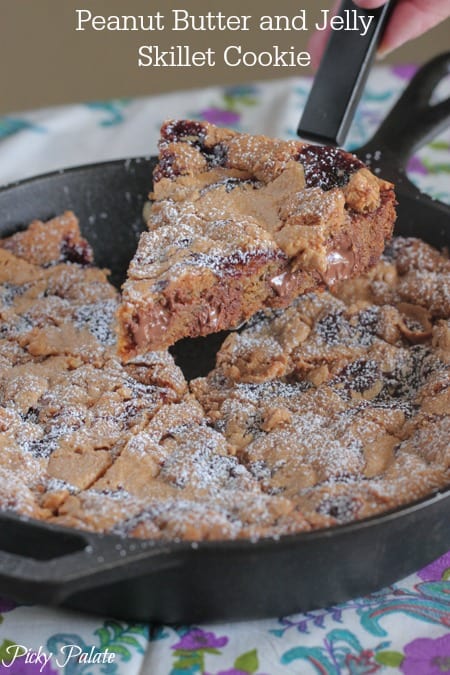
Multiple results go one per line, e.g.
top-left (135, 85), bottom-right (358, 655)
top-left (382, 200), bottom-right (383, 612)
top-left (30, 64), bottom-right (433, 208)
top-left (298, 0), bottom-right (395, 146)
top-left (359, 51), bottom-right (450, 163)
top-left (0, 519), bottom-right (183, 605)
top-left (357, 52), bottom-right (450, 244)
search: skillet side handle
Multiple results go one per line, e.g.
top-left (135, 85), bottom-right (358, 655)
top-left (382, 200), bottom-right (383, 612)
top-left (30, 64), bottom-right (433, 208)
top-left (0, 531), bottom-right (181, 606)
top-left (362, 51), bottom-right (450, 162)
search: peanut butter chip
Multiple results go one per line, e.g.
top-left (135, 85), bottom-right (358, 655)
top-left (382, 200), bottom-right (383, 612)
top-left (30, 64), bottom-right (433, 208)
top-left (261, 407), bottom-right (293, 432)
top-left (343, 168), bottom-right (382, 213)
top-left (396, 303), bottom-right (433, 343)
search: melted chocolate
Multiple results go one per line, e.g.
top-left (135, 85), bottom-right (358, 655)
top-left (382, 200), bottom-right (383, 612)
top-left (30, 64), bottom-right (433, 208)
top-left (128, 307), bottom-right (169, 350)
top-left (270, 270), bottom-right (299, 298)
top-left (322, 235), bottom-right (356, 285)
top-left (323, 249), bottom-right (356, 285)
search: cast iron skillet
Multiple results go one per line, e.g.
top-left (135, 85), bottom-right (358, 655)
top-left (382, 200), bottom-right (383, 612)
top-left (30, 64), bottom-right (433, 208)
top-left (0, 55), bottom-right (449, 623)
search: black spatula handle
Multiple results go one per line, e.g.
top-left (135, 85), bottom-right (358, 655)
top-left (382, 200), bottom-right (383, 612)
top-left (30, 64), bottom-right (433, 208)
top-left (298, 0), bottom-right (395, 146)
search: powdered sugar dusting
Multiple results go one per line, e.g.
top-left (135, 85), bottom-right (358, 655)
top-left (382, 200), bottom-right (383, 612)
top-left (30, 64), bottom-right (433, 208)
top-left (0, 217), bottom-right (449, 543)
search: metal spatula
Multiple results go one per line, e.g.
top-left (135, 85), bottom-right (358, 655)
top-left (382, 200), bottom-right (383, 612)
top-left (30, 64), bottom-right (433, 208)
top-left (298, 0), bottom-right (395, 146)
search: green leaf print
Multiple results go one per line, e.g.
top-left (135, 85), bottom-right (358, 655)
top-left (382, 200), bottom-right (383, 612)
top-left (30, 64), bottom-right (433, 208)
top-left (428, 141), bottom-right (450, 151)
top-left (234, 648), bottom-right (259, 673)
top-left (375, 650), bottom-right (404, 667)
top-left (0, 639), bottom-right (16, 664)
top-left (94, 620), bottom-right (148, 660)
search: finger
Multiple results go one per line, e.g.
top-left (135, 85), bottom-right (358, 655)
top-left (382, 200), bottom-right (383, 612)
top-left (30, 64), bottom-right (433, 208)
top-left (379, 0), bottom-right (450, 54)
top-left (308, 0), bottom-right (341, 69)
top-left (353, 0), bottom-right (388, 8)
top-left (308, 28), bottom-right (331, 69)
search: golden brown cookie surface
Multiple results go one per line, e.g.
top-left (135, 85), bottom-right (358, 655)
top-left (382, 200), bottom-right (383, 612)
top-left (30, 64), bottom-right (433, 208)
top-left (192, 237), bottom-right (450, 526)
top-left (1, 212), bottom-right (448, 542)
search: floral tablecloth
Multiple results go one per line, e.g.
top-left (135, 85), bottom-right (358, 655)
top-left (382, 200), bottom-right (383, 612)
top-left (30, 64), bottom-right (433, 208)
top-left (0, 65), bottom-right (449, 675)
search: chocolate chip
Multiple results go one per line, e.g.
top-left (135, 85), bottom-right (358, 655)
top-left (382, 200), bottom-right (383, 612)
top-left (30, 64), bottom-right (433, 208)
top-left (0, 283), bottom-right (25, 306)
top-left (316, 310), bottom-right (349, 346)
top-left (22, 407), bottom-right (40, 423)
top-left (201, 141), bottom-right (228, 168)
top-left (355, 307), bottom-right (379, 346)
top-left (26, 437), bottom-right (58, 458)
top-left (317, 494), bottom-right (361, 521)
top-left (334, 359), bottom-right (380, 394)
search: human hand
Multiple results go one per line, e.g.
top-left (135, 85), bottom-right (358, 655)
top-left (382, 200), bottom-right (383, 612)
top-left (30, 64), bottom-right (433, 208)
top-left (309, 0), bottom-right (450, 67)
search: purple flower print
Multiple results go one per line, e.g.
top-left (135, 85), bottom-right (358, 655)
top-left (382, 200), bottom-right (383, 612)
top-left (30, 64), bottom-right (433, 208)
top-left (392, 64), bottom-right (418, 80)
top-left (0, 597), bottom-right (17, 613)
top-left (172, 628), bottom-right (228, 651)
top-left (419, 551), bottom-right (450, 582)
top-left (407, 155), bottom-right (428, 176)
top-left (199, 108), bottom-right (240, 125)
top-left (401, 634), bottom-right (450, 675)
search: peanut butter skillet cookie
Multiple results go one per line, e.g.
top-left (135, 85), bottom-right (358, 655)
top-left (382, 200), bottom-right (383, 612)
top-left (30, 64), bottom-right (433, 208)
top-left (0, 124), bottom-right (447, 540)
top-left (0, 214), bottom-right (448, 540)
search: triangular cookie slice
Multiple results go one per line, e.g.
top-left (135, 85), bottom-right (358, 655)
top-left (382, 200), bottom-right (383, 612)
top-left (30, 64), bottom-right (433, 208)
top-left (118, 120), bottom-right (396, 359)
